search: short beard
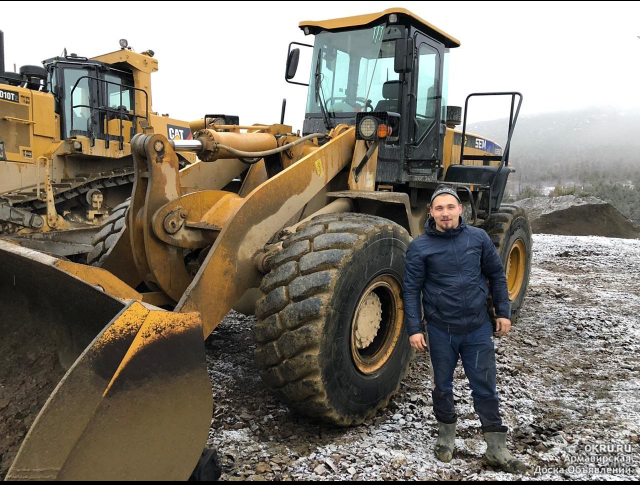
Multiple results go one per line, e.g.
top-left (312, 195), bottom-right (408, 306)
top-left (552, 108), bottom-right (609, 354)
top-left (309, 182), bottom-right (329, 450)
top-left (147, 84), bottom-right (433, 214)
top-left (435, 217), bottom-right (459, 232)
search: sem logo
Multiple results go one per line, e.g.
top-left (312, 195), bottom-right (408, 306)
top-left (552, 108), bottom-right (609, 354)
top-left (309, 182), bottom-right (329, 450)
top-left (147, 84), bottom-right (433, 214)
top-left (475, 138), bottom-right (487, 150)
top-left (167, 124), bottom-right (192, 141)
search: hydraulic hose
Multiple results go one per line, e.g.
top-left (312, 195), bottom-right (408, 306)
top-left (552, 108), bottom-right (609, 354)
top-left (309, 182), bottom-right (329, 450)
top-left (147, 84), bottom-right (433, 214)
top-left (215, 132), bottom-right (327, 160)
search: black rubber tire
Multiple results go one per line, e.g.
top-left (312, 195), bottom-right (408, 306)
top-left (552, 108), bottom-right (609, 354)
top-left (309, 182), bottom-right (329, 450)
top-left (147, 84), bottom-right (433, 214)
top-left (482, 205), bottom-right (533, 324)
top-left (87, 199), bottom-right (130, 266)
top-left (253, 213), bottom-right (414, 426)
top-left (188, 448), bottom-right (222, 481)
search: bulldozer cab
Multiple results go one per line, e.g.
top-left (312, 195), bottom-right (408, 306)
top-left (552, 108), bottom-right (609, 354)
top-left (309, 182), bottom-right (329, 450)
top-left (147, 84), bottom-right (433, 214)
top-left (43, 56), bottom-right (147, 146)
top-left (293, 9), bottom-right (460, 172)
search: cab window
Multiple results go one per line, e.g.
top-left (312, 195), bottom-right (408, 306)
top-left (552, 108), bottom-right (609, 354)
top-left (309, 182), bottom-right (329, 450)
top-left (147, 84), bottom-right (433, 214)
top-left (415, 44), bottom-right (440, 141)
top-left (105, 73), bottom-right (133, 111)
top-left (63, 68), bottom-right (92, 137)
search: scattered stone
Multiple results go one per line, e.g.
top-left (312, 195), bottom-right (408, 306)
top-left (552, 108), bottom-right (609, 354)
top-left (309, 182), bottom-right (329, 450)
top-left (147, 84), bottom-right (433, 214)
top-left (313, 465), bottom-right (328, 476)
top-left (325, 458), bottom-right (338, 473)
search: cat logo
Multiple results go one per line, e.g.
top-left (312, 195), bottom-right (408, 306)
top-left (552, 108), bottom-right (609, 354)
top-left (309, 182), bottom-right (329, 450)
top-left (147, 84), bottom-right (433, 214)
top-left (167, 124), bottom-right (192, 141)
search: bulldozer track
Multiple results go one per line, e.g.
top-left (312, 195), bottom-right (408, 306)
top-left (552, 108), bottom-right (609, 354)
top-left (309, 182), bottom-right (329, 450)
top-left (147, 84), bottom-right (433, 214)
top-left (0, 171), bottom-right (134, 236)
top-left (0, 220), bottom-right (20, 235)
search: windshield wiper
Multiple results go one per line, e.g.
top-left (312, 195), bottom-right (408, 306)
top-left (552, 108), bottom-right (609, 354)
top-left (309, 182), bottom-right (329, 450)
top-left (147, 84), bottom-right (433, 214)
top-left (315, 49), bottom-right (333, 131)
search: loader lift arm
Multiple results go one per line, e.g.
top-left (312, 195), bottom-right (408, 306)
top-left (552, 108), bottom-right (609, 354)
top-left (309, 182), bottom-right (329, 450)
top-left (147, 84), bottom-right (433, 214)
top-left (3, 126), bottom-right (356, 480)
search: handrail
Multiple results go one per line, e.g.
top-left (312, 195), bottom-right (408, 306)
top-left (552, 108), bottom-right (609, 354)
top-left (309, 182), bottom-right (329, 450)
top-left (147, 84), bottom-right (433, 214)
top-left (69, 75), bottom-right (149, 149)
top-left (459, 92), bottom-right (523, 218)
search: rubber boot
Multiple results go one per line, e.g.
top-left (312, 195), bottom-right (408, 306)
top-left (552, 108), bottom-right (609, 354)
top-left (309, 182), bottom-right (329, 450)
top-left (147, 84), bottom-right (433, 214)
top-left (483, 432), bottom-right (528, 474)
top-left (434, 421), bottom-right (456, 463)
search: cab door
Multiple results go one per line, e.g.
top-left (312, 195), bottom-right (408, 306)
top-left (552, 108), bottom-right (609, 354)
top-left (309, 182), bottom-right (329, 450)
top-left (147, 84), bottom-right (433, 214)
top-left (406, 32), bottom-right (444, 165)
top-left (60, 65), bottom-right (100, 139)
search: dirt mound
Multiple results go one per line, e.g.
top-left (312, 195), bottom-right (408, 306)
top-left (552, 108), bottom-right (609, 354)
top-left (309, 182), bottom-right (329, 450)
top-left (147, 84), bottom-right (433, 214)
top-left (514, 196), bottom-right (639, 239)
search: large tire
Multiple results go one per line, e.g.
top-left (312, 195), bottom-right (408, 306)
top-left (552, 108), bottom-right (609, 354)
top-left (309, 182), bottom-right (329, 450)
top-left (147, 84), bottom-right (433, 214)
top-left (253, 213), bottom-right (414, 426)
top-left (87, 199), bottom-right (130, 266)
top-left (482, 205), bottom-right (533, 323)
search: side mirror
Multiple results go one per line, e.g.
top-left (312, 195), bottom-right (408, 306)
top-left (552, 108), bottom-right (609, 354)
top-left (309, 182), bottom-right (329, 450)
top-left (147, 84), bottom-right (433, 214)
top-left (394, 38), bottom-right (414, 74)
top-left (286, 48), bottom-right (300, 80)
top-left (285, 41), bottom-right (313, 86)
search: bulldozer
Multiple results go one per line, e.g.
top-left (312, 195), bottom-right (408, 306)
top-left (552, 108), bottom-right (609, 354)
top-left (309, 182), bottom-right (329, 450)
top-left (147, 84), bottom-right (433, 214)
top-left (0, 31), bottom-right (198, 257)
top-left (0, 8), bottom-right (533, 480)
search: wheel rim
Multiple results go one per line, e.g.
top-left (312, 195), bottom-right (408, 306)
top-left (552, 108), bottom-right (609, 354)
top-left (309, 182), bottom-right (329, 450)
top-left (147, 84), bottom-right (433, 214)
top-left (506, 239), bottom-right (526, 300)
top-left (350, 275), bottom-right (404, 375)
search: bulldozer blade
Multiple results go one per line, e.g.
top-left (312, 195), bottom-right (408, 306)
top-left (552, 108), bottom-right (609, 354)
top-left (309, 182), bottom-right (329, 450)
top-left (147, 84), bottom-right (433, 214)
top-left (0, 241), bottom-right (212, 480)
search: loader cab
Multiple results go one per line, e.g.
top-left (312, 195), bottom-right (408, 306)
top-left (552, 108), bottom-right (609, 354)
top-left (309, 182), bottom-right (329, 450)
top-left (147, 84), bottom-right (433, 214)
top-left (293, 9), bottom-right (461, 185)
top-left (44, 56), bottom-right (142, 143)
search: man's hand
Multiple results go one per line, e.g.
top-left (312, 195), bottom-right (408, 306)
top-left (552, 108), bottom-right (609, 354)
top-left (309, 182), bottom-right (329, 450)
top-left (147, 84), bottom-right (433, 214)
top-left (409, 333), bottom-right (427, 351)
top-left (495, 318), bottom-right (512, 337)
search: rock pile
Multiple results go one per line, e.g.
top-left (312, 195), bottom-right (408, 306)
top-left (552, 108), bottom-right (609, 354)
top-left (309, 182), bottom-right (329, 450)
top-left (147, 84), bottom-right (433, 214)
top-left (513, 196), bottom-right (639, 239)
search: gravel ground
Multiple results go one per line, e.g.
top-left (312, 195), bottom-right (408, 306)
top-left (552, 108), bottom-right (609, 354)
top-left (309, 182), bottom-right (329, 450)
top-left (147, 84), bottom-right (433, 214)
top-left (204, 234), bottom-right (640, 481)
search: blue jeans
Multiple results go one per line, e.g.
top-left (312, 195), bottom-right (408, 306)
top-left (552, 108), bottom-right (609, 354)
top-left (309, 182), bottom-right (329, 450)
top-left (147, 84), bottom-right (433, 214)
top-left (427, 321), bottom-right (504, 430)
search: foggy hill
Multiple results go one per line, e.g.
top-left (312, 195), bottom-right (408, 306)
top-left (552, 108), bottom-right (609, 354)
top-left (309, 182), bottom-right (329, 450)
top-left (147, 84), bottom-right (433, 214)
top-left (468, 107), bottom-right (640, 184)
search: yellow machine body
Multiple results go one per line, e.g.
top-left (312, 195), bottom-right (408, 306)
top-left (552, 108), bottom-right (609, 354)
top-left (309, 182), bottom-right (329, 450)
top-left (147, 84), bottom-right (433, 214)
top-left (0, 46), bottom-right (195, 256)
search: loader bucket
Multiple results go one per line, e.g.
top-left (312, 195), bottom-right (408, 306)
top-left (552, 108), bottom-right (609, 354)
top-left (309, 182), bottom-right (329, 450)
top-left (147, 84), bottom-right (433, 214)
top-left (0, 240), bottom-right (213, 480)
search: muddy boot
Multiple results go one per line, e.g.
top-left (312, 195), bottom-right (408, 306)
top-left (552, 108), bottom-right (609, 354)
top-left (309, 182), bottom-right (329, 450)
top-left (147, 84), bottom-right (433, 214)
top-left (483, 432), bottom-right (528, 474)
top-left (434, 421), bottom-right (456, 463)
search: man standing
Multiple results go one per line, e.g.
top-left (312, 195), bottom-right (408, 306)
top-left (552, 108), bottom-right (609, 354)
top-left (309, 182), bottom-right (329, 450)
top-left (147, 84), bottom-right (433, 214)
top-left (403, 185), bottom-right (526, 474)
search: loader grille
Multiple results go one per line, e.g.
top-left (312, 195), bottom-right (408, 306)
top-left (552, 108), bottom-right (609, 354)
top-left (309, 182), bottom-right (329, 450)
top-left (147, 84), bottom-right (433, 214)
top-left (0, 102), bottom-right (30, 154)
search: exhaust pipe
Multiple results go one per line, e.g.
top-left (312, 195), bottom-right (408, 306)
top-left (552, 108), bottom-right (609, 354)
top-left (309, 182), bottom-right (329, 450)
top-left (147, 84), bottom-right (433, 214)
top-left (0, 30), bottom-right (5, 74)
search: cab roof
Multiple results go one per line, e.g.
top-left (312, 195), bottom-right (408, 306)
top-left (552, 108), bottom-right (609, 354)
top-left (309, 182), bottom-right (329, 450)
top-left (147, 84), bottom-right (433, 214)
top-left (299, 8), bottom-right (460, 48)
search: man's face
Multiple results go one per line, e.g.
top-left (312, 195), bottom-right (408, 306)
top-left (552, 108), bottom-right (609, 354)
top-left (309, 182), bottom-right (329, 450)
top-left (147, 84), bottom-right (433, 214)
top-left (430, 194), bottom-right (463, 232)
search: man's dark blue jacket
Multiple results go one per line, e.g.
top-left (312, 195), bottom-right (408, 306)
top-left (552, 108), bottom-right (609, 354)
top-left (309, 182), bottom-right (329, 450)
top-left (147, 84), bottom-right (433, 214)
top-left (403, 216), bottom-right (510, 336)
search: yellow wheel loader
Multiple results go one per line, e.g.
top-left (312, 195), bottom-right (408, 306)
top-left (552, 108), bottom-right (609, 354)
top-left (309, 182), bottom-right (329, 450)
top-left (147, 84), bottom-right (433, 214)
top-left (0, 9), bottom-right (533, 480)
top-left (0, 32), bottom-right (199, 258)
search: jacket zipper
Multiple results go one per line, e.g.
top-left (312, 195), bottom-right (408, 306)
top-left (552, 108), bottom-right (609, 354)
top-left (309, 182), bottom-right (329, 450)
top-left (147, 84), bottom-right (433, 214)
top-left (450, 232), bottom-right (468, 330)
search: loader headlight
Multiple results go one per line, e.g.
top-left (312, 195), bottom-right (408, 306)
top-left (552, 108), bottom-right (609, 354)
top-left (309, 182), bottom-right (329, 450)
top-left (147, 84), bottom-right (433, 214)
top-left (355, 112), bottom-right (401, 143)
top-left (119, 39), bottom-right (129, 49)
top-left (359, 116), bottom-right (377, 139)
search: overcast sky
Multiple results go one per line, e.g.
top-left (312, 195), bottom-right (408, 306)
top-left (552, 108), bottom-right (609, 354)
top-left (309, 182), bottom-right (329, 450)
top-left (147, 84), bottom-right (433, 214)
top-left (3, 1), bottom-right (639, 130)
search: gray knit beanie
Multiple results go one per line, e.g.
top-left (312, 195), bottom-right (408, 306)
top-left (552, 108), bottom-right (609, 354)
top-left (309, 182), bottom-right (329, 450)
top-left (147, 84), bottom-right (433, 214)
top-left (430, 185), bottom-right (462, 204)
